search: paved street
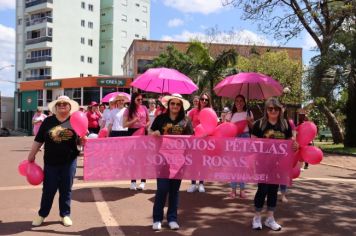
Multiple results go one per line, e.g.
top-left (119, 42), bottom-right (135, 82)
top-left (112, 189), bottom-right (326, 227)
top-left (1, 136), bottom-right (356, 236)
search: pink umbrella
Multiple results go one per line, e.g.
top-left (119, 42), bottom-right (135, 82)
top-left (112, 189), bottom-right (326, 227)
top-left (214, 72), bottom-right (283, 100)
top-left (131, 67), bottom-right (198, 94)
top-left (101, 92), bottom-right (131, 103)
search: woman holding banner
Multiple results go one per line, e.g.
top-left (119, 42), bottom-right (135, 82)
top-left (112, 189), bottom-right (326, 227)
top-left (250, 97), bottom-right (297, 231)
top-left (123, 92), bottom-right (150, 190)
top-left (227, 94), bottom-right (254, 199)
top-left (187, 92), bottom-right (212, 193)
top-left (149, 94), bottom-right (193, 231)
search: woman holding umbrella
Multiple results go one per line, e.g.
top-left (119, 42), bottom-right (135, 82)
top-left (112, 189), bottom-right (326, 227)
top-left (123, 92), bottom-right (150, 190)
top-left (187, 92), bottom-right (212, 193)
top-left (250, 97), bottom-right (297, 231)
top-left (149, 94), bottom-right (193, 231)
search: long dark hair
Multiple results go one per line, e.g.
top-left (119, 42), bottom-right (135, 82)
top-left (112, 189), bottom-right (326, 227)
top-left (198, 92), bottom-right (212, 111)
top-left (164, 99), bottom-right (186, 123)
top-left (128, 92), bottom-right (142, 119)
top-left (231, 94), bottom-right (247, 114)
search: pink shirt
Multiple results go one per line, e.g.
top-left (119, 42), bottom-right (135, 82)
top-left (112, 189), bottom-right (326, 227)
top-left (188, 108), bottom-right (200, 128)
top-left (123, 105), bottom-right (148, 128)
top-left (87, 111), bottom-right (101, 128)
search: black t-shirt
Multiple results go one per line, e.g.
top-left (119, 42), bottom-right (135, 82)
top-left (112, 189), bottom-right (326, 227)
top-left (151, 114), bottom-right (194, 135)
top-left (35, 115), bottom-right (79, 165)
top-left (251, 119), bottom-right (292, 140)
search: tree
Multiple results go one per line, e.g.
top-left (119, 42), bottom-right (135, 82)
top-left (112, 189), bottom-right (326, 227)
top-left (223, 0), bottom-right (354, 144)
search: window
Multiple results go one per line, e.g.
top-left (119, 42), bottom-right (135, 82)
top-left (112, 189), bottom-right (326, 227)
top-left (18, 71), bottom-right (22, 79)
top-left (88, 39), bottom-right (93, 46)
top-left (88, 74), bottom-right (92, 77)
top-left (137, 59), bottom-right (152, 74)
top-left (101, 45), bottom-right (105, 48)
top-left (135, 34), bottom-right (139, 38)
top-left (46, 90), bottom-right (52, 104)
top-left (81, 37), bottom-right (85, 44)
top-left (80, 55), bottom-right (84, 62)
top-left (100, 61), bottom-right (105, 65)
top-left (80, 73), bottom-right (84, 77)
top-left (87, 57), bottom-right (93, 63)
top-left (121, 31), bottom-right (127, 37)
top-left (121, 14), bottom-right (127, 22)
top-left (37, 90), bottom-right (43, 106)
top-left (88, 21), bottom-right (93, 28)
top-left (88, 4), bottom-right (93, 11)
top-left (101, 28), bottom-right (106, 32)
top-left (17, 18), bottom-right (22, 25)
top-left (135, 18), bottom-right (140, 22)
top-left (81, 20), bottom-right (85, 27)
top-left (64, 88), bottom-right (81, 104)
top-left (135, 3), bottom-right (140, 7)
top-left (83, 87), bottom-right (100, 105)
top-left (81, 2), bottom-right (85, 9)
top-left (101, 12), bottom-right (106, 16)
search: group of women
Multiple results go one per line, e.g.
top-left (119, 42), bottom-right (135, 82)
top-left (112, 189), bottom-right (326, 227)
top-left (27, 91), bottom-right (297, 232)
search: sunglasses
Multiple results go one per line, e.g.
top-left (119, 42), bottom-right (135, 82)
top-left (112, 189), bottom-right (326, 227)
top-left (136, 98), bottom-right (143, 101)
top-left (149, 102), bottom-right (156, 105)
top-left (200, 98), bottom-right (209, 102)
top-left (56, 102), bottom-right (69, 107)
top-left (267, 107), bottom-right (280, 112)
top-left (170, 102), bottom-right (182, 107)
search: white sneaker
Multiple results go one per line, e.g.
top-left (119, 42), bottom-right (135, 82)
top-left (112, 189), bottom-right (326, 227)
top-left (264, 217), bottom-right (282, 231)
top-left (61, 216), bottom-right (73, 227)
top-left (152, 221), bottom-right (162, 231)
top-left (130, 182), bottom-right (137, 190)
top-left (168, 221), bottom-right (180, 230)
top-left (137, 182), bottom-right (145, 190)
top-left (32, 216), bottom-right (45, 227)
top-left (187, 184), bottom-right (197, 193)
top-left (198, 184), bottom-right (205, 193)
top-left (252, 216), bottom-right (262, 230)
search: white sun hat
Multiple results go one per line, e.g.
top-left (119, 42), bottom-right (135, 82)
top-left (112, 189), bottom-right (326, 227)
top-left (47, 95), bottom-right (79, 115)
top-left (162, 93), bottom-right (190, 111)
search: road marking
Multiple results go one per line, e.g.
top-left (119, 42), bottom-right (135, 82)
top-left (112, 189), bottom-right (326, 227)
top-left (91, 188), bottom-right (125, 236)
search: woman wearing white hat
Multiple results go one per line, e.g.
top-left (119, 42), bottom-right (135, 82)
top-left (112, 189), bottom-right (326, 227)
top-left (149, 93), bottom-right (193, 231)
top-left (107, 94), bottom-right (129, 137)
top-left (27, 95), bottom-right (82, 227)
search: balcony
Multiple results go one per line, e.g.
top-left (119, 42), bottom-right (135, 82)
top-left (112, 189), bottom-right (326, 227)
top-left (26, 16), bottom-right (52, 27)
top-left (26, 75), bottom-right (51, 81)
top-left (25, 0), bottom-right (53, 8)
top-left (26, 56), bottom-right (52, 64)
top-left (26, 36), bottom-right (52, 45)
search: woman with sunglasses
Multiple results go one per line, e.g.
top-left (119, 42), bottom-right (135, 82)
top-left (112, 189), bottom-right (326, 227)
top-left (227, 94), bottom-right (254, 199)
top-left (187, 92), bottom-right (212, 193)
top-left (27, 96), bottom-right (82, 227)
top-left (250, 97), bottom-right (298, 231)
top-left (123, 92), bottom-right (150, 190)
top-left (149, 94), bottom-right (193, 231)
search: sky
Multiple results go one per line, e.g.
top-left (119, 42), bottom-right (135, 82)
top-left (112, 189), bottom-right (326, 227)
top-left (0, 0), bottom-right (317, 97)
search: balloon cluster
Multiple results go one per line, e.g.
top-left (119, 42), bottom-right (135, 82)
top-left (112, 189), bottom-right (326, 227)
top-left (18, 160), bottom-right (44, 185)
top-left (292, 121), bottom-right (324, 179)
top-left (194, 108), bottom-right (247, 138)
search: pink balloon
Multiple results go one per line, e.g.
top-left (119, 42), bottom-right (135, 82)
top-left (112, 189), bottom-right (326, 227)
top-left (132, 127), bottom-right (145, 136)
top-left (199, 108), bottom-right (218, 135)
top-left (213, 122), bottom-right (238, 137)
top-left (70, 111), bottom-right (88, 137)
top-left (234, 120), bottom-right (248, 135)
top-left (288, 119), bottom-right (296, 131)
top-left (300, 146), bottom-right (323, 165)
top-left (296, 121), bottom-right (317, 146)
top-left (293, 151), bottom-right (303, 167)
top-left (291, 165), bottom-right (301, 179)
top-left (194, 124), bottom-right (207, 137)
top-left (98, 128), bottom-right (109, 138)
top-left (18, 160), bottom-right (29, 176)
top-left (26, 162), bottom-right (44, 185)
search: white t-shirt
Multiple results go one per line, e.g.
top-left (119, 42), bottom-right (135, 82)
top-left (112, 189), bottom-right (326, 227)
top-left (108, 108), bottom-right (128, 131)
top-left (101, 108), bottom-right (112, 127)
top-left (230, 111), bottom-right (254, 133)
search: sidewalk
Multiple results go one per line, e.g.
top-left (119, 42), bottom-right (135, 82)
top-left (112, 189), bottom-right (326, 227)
top-left (321, 153), bottom-right (356, 171)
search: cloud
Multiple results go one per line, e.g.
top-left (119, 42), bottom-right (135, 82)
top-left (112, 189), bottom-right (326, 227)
top-left (161, 29), bottom-right (272, 46)
top-left (303, 33), bottom-right (317, 50)
top-left (168, 18), bottom-right (184, 27)
top-left (163, 0), bottom-right (224, 14)
top-left (0, 24), bottom-right (16, 97)
top-left (0, 0), bottom-right (15, 10)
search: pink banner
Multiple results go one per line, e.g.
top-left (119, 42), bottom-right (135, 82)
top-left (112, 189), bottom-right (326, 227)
top-left (84, 136), bottom-right (294, 185)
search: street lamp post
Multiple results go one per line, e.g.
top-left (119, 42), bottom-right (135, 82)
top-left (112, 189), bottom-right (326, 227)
top-left (0, 65), bottom-right (15, 128)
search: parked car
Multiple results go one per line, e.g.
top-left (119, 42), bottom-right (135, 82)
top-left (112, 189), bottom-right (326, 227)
top-left (318, 128), bottom-right (332, 142)
top-left (0, 127), bottom-right (10, 137)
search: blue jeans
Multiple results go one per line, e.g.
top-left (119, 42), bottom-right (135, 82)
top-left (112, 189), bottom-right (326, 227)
top-left (38, 159), bottom-right (77, 218)
top-left (153, 178), bottom-right (181, 223)
top-left (230, 132), bottom-right (250, 189)
top-left (280, 185), bottom-right (287, 193)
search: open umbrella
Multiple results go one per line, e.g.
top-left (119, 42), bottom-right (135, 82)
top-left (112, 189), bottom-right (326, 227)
top-left (214, 72), bottom-right (283, 100)
top-left (131, 67), bottom-right (198, 94)
top-left (101, 92), bottom-right (131, 103)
